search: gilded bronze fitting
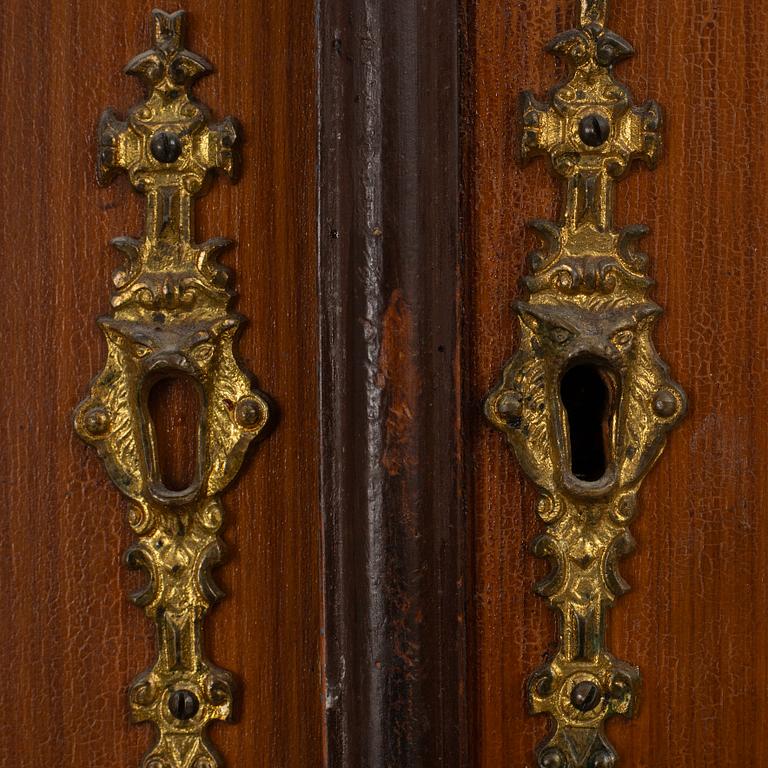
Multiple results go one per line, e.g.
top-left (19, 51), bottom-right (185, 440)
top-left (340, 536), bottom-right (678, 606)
top-left (75, 10), bottom-right (270, 767)
top-left (485, 1), bottom-right (686, 766)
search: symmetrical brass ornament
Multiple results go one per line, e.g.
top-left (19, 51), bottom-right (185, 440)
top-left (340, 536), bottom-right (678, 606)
top-left (75, 10), bottom-right (269, 767)
top-left (485, 1), bottom-right (685, 766)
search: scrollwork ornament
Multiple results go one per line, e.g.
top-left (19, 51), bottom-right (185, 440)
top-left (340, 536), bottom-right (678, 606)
top-left (75, 10), bottom-right (270, 767)
top-left (485, 1), bottom-right (686, 766)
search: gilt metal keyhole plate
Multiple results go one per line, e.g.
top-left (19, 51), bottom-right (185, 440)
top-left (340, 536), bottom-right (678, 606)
top-left (75, 10), bottom-right (270, 767)
top-left (485, 1), bottom-right (686, 766)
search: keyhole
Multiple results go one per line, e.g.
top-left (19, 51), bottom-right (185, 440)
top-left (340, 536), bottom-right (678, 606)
top-left (147, 375), bottom-right (201, 492)
top-left (559, 363), bottom-right (616, 483)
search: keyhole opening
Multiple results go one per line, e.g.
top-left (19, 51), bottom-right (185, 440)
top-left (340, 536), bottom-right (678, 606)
top-left (147, 375), bottom-right (202, 492)
top-left (560, 363), bottom-right (616, 483)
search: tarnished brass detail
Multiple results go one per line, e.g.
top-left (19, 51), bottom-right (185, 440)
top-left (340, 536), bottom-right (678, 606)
top-left (485, 2), bottom-right (685, 766)
top-left (75, 10), bottom-right (269, 767)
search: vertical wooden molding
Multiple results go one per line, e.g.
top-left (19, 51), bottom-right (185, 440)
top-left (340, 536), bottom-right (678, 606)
top-left (318, 1), bottom-right (467, 766)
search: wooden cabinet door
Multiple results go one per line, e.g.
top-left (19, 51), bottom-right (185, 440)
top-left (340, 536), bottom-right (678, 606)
top-left (1, 2), bottom-right (766, 767)
top-left (0, 3), bottom-right (322, 766)
top-left (320, 0), bottom-right (768, 765)
top-left (465, 1), bottom-right (768, 767)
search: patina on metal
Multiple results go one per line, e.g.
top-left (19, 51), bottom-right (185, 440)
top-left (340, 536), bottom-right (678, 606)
top-left (485, 1), bottom-right (686, 766)
top-left (75, 10), bottom-right (269, 767)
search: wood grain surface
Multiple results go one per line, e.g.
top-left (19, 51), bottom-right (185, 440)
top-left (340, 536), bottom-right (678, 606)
top-left (464, 1), bottom-right (768, 766)
top-left (3, 1), bottom-right (768, 766)
top-left (0, 2), bottom-right (322, 766)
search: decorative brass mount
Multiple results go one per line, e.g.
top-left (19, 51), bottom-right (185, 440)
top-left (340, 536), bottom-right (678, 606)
top-left (485, 1), bottom-right (686, 766)
top-left (75, 10), bottom-right (269, 767)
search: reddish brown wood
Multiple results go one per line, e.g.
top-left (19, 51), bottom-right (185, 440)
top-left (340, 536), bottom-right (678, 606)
top-left (4, 1), bottom-right (768, 765)
top-left (149, 376), bottom-right (201, 492)
top-left (0, 3), bottom-right (322, 766)
top-left (464, 1), bottom-right (768, 766)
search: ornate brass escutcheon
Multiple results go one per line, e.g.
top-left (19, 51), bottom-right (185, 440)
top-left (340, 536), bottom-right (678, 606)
top-left (485, 1), bottom-right (686, 766)
top-left (74, 10), bottom-right (270, 767)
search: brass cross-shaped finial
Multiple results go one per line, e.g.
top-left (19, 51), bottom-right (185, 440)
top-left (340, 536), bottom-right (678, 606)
top-left (521, 2), bottom-right (661, 233)
top-left (97, 9), bottom-right (238, 247)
